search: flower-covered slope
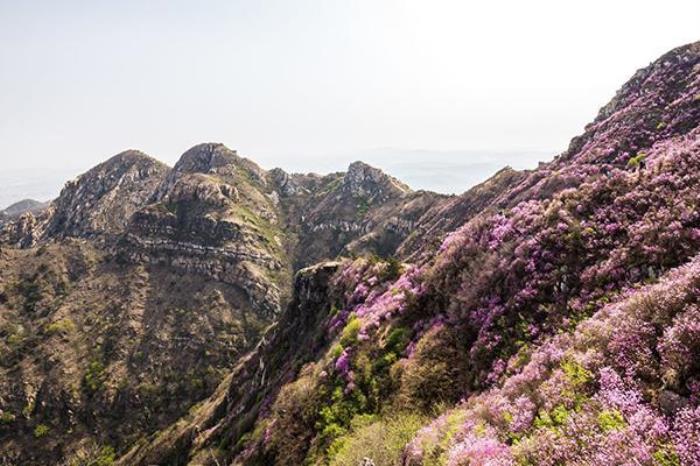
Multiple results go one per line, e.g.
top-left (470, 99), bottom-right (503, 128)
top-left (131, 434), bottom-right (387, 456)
top-left (117, 41), bottom-right (700, 465)
top-left (405, 254), bottom-right (700, 466)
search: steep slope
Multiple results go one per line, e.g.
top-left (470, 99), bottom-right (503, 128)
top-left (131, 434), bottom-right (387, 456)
top-left (0, 240), bottom-right (272, 464)
top-left (396, 166), bottom-right (528, 262)
top-left (118, 41), bottom-right (700, 466)
top-left (121, 143), bottom-right (290, 317)
top-left (44, 150), bottom-right (170, 240)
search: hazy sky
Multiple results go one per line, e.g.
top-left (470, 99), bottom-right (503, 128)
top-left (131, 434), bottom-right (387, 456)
top-left (1, 1), bottom-right (699, 188)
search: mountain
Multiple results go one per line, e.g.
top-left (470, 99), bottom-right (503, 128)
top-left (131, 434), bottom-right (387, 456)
top-left (0, 142), bottom-right (444, 465)
top-left (0, 199), bottom-right (48, 219)
top-left (1, 40), bottom-right (699, 466)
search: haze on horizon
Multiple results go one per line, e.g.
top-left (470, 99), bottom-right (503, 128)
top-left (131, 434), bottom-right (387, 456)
top-left (1, 0), bottom-right (699, 207)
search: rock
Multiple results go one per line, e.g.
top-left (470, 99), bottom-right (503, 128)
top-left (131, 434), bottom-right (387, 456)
top-left (658, 389), bottom-right (689, 416)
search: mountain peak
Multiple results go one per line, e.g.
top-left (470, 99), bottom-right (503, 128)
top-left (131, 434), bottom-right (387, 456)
top-left (43, 150), bottom-right (170, 239)
top-left (173, 143), bottom-right (240, 175)
top-left (562, 40), bottom-right (700, 166)
top-left (343, 160), bottom-right (410, 199)
top-left (106, 148), bottom-right (157, 164)
top-left (0, 199), bottom-right (47, 218)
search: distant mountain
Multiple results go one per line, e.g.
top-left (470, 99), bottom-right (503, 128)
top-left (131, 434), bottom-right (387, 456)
top-left (1, 41), bottom-right (699, 466)
top-left (0, 199), bottom-right (48, 219)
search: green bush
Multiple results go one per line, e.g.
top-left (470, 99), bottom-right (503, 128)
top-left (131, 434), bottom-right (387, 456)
top-left (90, 446), bottom-right (116, 466)
top-left (653, 445), bottom-right (681, 466)
top-left (597, 409), bottom-right (625, 432)
top-left (340, 315), bottom-right (361, 347)
top-left (66, 443), bottom-right (116, 466)
top-left (380, 257), bottom-right (403, 281)
top-left (34, 423), bottom-right (50, 438)
top-left (84, 360), bottom-right (106, 393)
top-left (561, 359), bottom-right (592, 386)
top-left (398, 327), bottom-right (469, 411)
top-left (330, 343), bottom-right (344, 359)
top-left (18, 279), bottom-right (42, 312)
top-left (329, 412), bottom-right (426, 466)
top-left (626, 152), bottom-right (647, 168)
top-left (46, 318), bottom-right (76, 335)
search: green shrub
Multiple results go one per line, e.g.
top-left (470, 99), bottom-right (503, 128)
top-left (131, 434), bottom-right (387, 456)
top-left (46, 318), bottom-right (76, 335)
top-left (330, 343), bottom-right (344, 359)
top-left (380, 257), bottom-right (403, 281)
top-left (385, 326), bottom-right (410, 353)
top-left (340, 315), bottom-right (361, 347)
top-left (0, 412), bottom-right (15, 424)
top-left (534, 405), bottom-right (569, 429)
top-left (653, 445), bottom-right (681, 466)
top-left (265, 370), bottom-right (325, 465)
top-left (626, 152), bottom-right (647, 168)
top-left (90, 446), bottom-right (116, 466)
top-left (597, 409), bottom-right (625, 432)
top-left (66, 443), bottom-right (116, 466)
top-left (329, 412), bottom-right (426, 466)
top-left (22, 399), bottom-right (35, 418)
top-left (18, 279), bottom-right (42, 312)
top-left (398, 327), bottom-right (469, 411)
top-left (561, 359), bottom-right (592, 386)
top-left (34, 423), bottom-right (50, 438)
top-left (84, 360), bottom-right (106, 393)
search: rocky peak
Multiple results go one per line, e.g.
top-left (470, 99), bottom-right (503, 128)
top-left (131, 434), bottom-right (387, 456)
top-left (43, 150), bottom-right (170, 239)
top-left (171, 143), bottom-right (240, 176)
top-left (269, 168), bottom-right (312, 197)
top-left (153, 143), bottom-right (271, 204)
top-left (342, 161), bottom-right (410, 201)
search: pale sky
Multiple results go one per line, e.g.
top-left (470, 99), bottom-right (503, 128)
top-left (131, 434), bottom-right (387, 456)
top-left (0, 0), bottom-right (699, 204)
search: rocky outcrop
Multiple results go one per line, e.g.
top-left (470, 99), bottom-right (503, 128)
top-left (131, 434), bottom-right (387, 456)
top-left (120, 144), bottom-right (289, 317)
top-left (342, 161), bottom-right (410, 201)
top-left (290, 162), bottom-right (444, 267)
top-left (0, 210), bottom-right (52, 248)
top-left (45, 150), bottom-right (170, 239)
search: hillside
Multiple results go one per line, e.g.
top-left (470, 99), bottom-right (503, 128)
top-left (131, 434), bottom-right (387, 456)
top-left (0, 40), bottom-right (699, 466)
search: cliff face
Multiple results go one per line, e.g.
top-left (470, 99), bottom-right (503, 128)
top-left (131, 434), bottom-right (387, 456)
top-left (112, 41), bottom-right (700, 466)
top-left (121, 143), bottom-right (289, 318)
